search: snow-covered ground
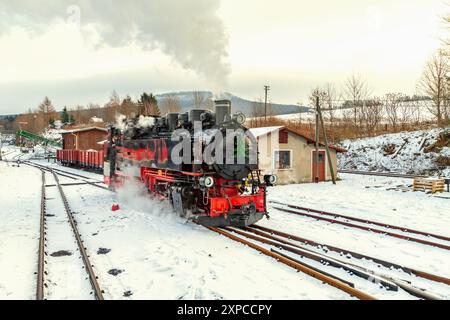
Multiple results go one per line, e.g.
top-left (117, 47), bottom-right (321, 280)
top-left (0, 163), bottom-right (41, 299)
top-left (42, 128), bottom-right (63, 142)
top-left (1, 154), bottom-right (449, 300)
top-left (339, 128), bottom-right (450, 177)
top-left (0, 160), bottom-right (347, 300)
top-left (1, 143), bottom-right (58, 162)
top-left (63, 181), bottom-right (350, 300)
top-left (264, 174), bottom-right (450, 269)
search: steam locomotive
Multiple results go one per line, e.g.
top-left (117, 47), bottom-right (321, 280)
top-left (103, 100), bottom-right (276, 227)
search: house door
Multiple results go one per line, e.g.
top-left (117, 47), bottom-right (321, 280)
top-left (312, 151), bottom-right (326, 182)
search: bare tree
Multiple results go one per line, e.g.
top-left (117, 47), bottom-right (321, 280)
top-left (103, 90), bottom-right (121, 122)
top-left (70, 105), bottom-right (89, 124)
top-left (384, 93), bottom-right (404, 130)
top-left (410, 98), bottom-right (422, 125)
top-left (363, 98), bottom-right (383, 136)
top-left (309, 87), bottom-right (327, 110)
top-left (322, 83), bottom-right (340, 125)
top-left (160, 94), bottom-right (182, 115)
top-left (15, 110), bottom-right (38, 134)
top-left (344, 73), bottom-right (370, 127)
top-left (250, 97), bottom-right (264, 127)
top-left (443, 11), bottom-right (450, 48)
top-left (418, 51), bottom-right (449, 126)
top-left (36, 97), bottom-right (56, 131)
top-left (85, 102), bottom-right (101, 119)
top-left (399, 99), bottom-right (413, 128)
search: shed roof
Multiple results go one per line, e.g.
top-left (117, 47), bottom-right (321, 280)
top-left (249, 126), bottom-right (347, 153)
top-left (61, 127), bottom-right (108, 134)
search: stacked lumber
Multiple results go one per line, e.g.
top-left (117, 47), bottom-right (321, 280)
top-left (413, 178), bottom-right (445, 194)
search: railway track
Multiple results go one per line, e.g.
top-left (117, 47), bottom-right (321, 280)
top-left (27, 161), bottom-right (109, 191)
top-left (47, 165), bottom-right (104, 183)
top-left (12, 153), bottom-right (27, 162)
top-left (208, 226), bottom-right (376, 300)
top-left (271, 202), bottom-right (450, 251)
top-left (246, 225), bottom-right (449, 298)
top-left (249, 225), bottom-right (450, 286)
top-left (209, 225), bottom-right (448, 300)
top-left (0, 150), bottom-right (16, 158)
top-left (338, 170), bottom-right (429, 179)
top-left (37, 167), bottom-right (105, 300)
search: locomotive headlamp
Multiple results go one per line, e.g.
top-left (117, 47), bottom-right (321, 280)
top-left (200, 176), bottom-right (215, 188)
top-left (205, 177), bottom-right (215, 188)
top-left (233, 113), bottom-right (246, 125)
top-left (264, 174), bottom-right (277, 186)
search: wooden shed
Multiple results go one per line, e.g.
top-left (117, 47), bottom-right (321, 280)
top-left (61, 127), bottom-right (108, 151)
top-left (250, 126), bottom-right (346, 185)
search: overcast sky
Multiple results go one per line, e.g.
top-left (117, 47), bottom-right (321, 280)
top-left (0, 0), bottom-right (447, 114)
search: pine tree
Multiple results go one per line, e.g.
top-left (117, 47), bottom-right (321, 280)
top-left (61, 107), bottom-right (70, 124)
top-left (139, 93), bottom-right (160, 116)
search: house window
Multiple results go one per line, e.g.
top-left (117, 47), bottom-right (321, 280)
top-left (279, 130), bottom-right (288, 144)
top-left (274, 150), bottom-right (292, 169)
top-left (318, 153), bottom-right (324, 163)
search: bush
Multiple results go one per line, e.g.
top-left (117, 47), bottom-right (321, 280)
top-left (436, 156), bottom-right (450, 167)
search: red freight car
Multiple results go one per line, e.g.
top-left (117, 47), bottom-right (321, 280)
top-left (57, 149), bottom-right (104, 172)
top-left (56, 127), bottom-right (108, 172)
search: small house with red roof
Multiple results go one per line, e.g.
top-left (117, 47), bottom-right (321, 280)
top-left (249, 126), bottom-right (346, 185)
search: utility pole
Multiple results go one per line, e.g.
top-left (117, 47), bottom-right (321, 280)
top-left (314, 95), bottom-right (337, 185)
top-left (314, 97), bottom-right (320, 183)
top-left (317, 98), bottom-right (337, 185)
top-left (264, 85), bottom-right (270, 122)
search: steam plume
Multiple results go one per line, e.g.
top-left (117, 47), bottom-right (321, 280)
top-left (0, 0), bottom-right (230, 86)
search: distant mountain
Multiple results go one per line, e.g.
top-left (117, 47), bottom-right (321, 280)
top-left (0, 92), bottom-right (306, 119)
top-left (155, 91), bottom-right (307, 116)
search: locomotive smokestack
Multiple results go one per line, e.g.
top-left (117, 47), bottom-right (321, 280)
top-left (215, 100), bottom-right (232, 125)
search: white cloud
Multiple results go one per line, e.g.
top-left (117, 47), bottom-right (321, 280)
top-left (0, 0), bottom-right (230, 86)
top-left (0, 0), bottom-right (447, 113)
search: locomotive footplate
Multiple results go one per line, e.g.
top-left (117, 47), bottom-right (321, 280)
top-left (196, 211), bottom-right (266, 228)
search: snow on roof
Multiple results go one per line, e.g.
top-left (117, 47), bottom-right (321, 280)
top-left (249, 125), bottom-right (346, 153)
top-left (249, 126), bottom-right (284, 138)
top-left (61, 127), bottom-right (108, 134)
top-left (90, 117), bottom-right (104, 123)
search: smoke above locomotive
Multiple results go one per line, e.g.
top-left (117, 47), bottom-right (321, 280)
top-left (112, 100), bottom-right (258, 180)
top-left (0, 0), bottom-right (230, 88)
